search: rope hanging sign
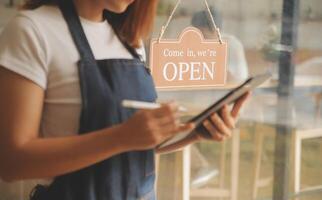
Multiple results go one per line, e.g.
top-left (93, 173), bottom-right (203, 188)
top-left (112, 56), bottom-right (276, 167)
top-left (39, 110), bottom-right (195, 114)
top-left (150, 0), bottom-right (228, 89)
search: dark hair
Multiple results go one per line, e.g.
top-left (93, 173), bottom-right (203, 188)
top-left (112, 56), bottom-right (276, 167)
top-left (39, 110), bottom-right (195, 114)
top-left (23, 0), bottom-right (159, 48)
top-left (191, 6), bottom-right (223, 30)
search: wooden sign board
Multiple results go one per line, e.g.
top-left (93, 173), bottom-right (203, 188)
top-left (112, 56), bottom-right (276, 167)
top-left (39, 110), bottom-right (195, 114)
top-left (150, 27), bottom-right (227, 89)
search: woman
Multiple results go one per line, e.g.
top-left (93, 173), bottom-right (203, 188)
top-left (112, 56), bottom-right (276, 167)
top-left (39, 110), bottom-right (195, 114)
top-left (0, 0), bottom-right (250, 199)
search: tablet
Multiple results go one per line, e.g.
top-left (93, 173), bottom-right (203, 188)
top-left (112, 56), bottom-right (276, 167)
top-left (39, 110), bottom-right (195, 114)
top-left (157, 73), bottom-right (271, 149)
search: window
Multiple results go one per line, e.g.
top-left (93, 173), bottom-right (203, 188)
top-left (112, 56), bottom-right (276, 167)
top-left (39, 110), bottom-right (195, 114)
top-left (154, 0), bottom-right (322, 200)
top-left (0, 0), bottom-right (321, 199)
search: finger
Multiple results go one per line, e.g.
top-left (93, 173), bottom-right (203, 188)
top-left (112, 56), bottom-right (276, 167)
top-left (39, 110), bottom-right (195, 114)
top-left (156, 112), bottom-right (181, 126)
top-left (202, 120), bottom-right (224, 141)
top-left (174, 123), bottom-right (195, 134)
top-left (161, 122), bottom-right (195, 141)
top-left (152, 102), bottom-right (179, 118)
top-left (158, 118), bottom-right (181, 135)
top-left (212, 133), bottom-right (225, 141)
top-left (231, 92), bottom-right (251, 118)
top-left (158, 122), bottom-right (178, 137)
top-left (209, 113), bottom-right (232, 137)
top-left (220, 105), bottom-right (235, 129)
top-left (203, 120), bottom-right (224, 141)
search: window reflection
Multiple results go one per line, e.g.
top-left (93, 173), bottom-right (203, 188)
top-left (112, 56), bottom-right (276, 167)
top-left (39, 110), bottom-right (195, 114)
top-left (155, 0), bottom-right (322, 200)
top-left (0, 0), bottom-right (321, 199)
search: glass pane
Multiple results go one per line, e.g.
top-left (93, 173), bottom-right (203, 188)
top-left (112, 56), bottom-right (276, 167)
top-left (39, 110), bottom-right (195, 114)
top-left (153, 0), bottom-right (322, 200)
top-left (0, 0), bottom-right (321, 200)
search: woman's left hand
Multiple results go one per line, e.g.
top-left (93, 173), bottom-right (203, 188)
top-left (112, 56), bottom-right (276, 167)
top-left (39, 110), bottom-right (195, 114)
top-left (156, 92), bottom-right (251, 154)
top-left (196, 92), bottom-right (251, 142)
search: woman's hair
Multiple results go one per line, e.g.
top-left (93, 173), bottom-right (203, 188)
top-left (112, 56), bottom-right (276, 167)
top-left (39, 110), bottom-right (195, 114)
top-left (22, 0), bottom-right (159, 48)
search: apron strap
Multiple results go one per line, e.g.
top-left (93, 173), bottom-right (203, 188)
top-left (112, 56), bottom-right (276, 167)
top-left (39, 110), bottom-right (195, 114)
top-left (58, 0), bottom-right (97, 64)
top-left (119, 38), bottom-right (150, 72)
top-left (122, 40), bottom-right (142, 61)
top-left (58, 0), bottom-right (114, 113)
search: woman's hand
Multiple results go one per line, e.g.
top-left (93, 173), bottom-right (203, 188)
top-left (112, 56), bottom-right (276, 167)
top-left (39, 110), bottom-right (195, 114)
top-left (197, 92), bottom-right (251, 142)
top-left (121, 102), bottom-right (195, 151)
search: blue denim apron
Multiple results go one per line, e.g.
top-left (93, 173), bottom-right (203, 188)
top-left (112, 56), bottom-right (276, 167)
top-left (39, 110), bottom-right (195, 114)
top-left (30, 0), bottom-right (158, 199)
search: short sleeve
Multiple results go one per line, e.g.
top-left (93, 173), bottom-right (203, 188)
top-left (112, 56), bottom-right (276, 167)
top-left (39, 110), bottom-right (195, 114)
top-left (0, 15), bottom-right (48, 89)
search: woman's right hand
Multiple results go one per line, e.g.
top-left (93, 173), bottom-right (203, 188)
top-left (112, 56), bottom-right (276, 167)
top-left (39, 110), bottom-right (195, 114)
top-left (1, 67), bottom-right (193, 180)
top-left (121, 102), bottom-right (195, 150)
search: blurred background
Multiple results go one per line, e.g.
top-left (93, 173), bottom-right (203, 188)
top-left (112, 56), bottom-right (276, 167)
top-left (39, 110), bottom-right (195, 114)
top-left (1, 0), bottom-right (322, 199)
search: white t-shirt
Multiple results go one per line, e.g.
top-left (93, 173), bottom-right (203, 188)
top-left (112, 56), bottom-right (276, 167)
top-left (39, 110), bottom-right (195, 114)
top-left (0, 5), bottom-right (146, 138)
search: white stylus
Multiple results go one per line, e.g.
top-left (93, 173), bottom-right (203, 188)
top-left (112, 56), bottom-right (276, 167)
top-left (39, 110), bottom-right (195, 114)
top-left (122, 100), bottom-right (187, 112)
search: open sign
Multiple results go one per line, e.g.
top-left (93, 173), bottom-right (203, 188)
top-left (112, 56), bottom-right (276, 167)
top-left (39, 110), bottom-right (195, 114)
top-left (150, 27), bottom-right (227, 89)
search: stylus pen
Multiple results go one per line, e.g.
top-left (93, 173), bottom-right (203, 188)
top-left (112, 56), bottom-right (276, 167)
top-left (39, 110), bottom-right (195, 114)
top-left (122, 100), bottom-right (187, 112)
